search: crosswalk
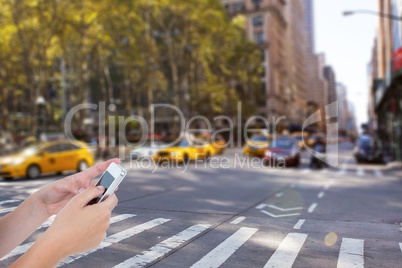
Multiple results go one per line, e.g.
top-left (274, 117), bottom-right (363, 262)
top-left (0, 199), bottom-right (399, 268)
top-left (291, 167), bottom-right (385, 178)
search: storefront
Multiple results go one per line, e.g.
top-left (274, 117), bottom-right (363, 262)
top-left (375, 48), bottom-right (402, 161)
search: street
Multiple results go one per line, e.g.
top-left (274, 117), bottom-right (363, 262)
top-left (1, 142), bottom-right (402, 268)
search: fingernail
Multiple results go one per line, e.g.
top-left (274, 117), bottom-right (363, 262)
top-left (78, 187), bottom-right (85, 193)
top-left (96, 186), bottom-right (105, 191)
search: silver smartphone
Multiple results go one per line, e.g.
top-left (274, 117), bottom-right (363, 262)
top-left (88, 162), bottom-right (127, 205)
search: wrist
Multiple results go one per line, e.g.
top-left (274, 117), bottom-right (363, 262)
top-left (30, 191), bottom-right (53, 220)
top-left (10, 231), bottom-right (68, 268)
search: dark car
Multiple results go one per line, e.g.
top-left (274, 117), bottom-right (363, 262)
top-left (263, 137), bottom-right (300, 167)
top-left (354, 135), bottom-right (384, 164)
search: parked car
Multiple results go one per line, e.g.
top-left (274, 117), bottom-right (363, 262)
top-left (243, 135), bottom-right (271, 157)
top-left (354, 135), bottom-right (384, 164)
top-left (263, 137), bottom-right (300, 167)
top-left (130, 141), bottom-right (167, 160)
top-left (153, 139), bottom-right (215, 163)
top-left (0, 140), bottom-right (94, 180)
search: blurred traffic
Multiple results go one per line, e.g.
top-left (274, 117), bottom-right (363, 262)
top-left (0, 140), bottom-right (93, 180)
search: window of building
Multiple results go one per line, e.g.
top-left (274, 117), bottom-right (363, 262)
top-left (257, 82), bottom-right (266, 107)
top-left (232, 3), bottom-right (244, 13)
top-left (254, 31), bottom-right (264, 45)
top-left (253, 15), bottom-right (264, 26)
top-left (252, 0), bottom-right (263, 10)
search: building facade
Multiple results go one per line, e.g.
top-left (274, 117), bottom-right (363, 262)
top-left (324, 66), bottom-right (337, 105)
top-left (302, 0), bottom-right (329, 133)
top-left (373, 0), bottom-right (402, 161)
top-left (302, 0), bottom-right (315, 53)
top-left (337, 83), bottom-right (349, 134)
top-left (222, 0), bottom-right (329, 133)
top-left (284, 0), bottom-right (308, 129)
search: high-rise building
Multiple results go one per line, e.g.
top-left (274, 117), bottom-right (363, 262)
top-left (367, 36), bottom-right (379, 135)
top-left (285, 0), bottom-right (308, 129)
top-left (337, 83), bottom-right (349, 134)
top-left (302, 0), bottom-right (315, 53)
top-left (221, 0), bottom-right (288, 124)
top-left (323, 66), bottom-right (337, 105)
top-left (302, 0), bottom-right (329, 133)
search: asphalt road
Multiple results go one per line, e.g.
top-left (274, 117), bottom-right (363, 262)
top-left (1, 142), bottom-right (402, 268)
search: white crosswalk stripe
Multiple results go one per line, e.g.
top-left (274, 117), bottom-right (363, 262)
top-left (58, 217), bottom-right (170, 266)
top-left (114, 224), bottom-right (210, 268)
top-left (357, 168), bottom-right (365, 177)
top-left (0, 198), bottom-right (396, 268)
top-left (0, 206), bottom-right (17, 214)
top-left (337, 238), bottom-right (364, 268)
top-left (374, 170), bottom-right (383, 177)
top-left (0, 200), bottom-right (20, 206)
top-left (263, 232), bottom-right (308, 268)
top-left (1, 214), bottom-right (136, 261)
top-left (190, 227), bottom-right (258, 268)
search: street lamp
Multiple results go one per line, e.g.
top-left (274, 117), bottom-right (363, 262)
top-left (343, 10), bottom-right (402, 21)
top-left (35, 96), bottom-right (46, 140)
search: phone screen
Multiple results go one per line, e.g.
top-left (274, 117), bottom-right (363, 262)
top-left (88, 171), bottom-right (115, 205)
top-left (97, 171), bottom-right (115, 190)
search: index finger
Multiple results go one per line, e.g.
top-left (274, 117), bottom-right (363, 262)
top-left (74, 158), bottom-right (121, 187)
top-left (99, 193), bottom-right (118, 211)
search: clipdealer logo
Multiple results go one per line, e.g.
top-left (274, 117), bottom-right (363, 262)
top-left (303, 101), bottom-right (339, 168)
top-left (63, 101), bottom-right (339, 168)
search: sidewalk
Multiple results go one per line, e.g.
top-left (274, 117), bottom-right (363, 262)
top-left (385, 161), bottom-right (402, 177)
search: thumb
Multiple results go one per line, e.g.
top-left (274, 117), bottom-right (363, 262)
top-left (73, 186), bottom-right (105, 207)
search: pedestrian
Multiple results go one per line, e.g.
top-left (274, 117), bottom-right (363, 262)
top-left (0, 158), bottom-right (120, 267)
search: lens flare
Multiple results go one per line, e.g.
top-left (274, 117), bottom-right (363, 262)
top-left (325, 232), bottom-right (338, 247)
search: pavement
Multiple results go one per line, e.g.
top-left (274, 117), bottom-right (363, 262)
top-left (1, 143), bottom-right (402, 267)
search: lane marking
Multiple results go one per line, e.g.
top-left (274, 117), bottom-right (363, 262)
top-left (319, 169), bottom-right (328, 174)
top-left (0, 206), bottom-right (17, 214)
top-left (256, 203), bottom-right (268, 209)
top-left (324, 183), bottom-right (332, 190)
top-left (357, 168), bottom-right (365, 177)
top-left (399, 243), bottom-right (402, 253)
top-left (230, 217), bottom-right (246, 225)
top-left (0, 200), bottom-right (20, 206)
top-left (267, 204), bottom-right (303, 212)
top-left (375, 170), bottom-right (383, 177)
top-left (337, 238), bottom-right (364, 268)
top-left (261, 210), bottom-right (301, 218)
top-left (1, 214), bottom-right (137, 261)
top-left (335, 162), bottom-right (348, 177)
top-left (115, 224), bottom-right (210, 268)
top-left (263, 233), bottom-right (308, 268)
top-left (190, 227), bottom-right (258, 268)
top-left (318, 191), bottom-right (325, 199)
top-left (275, 192), bottom-right (284, 197)
top-left (58, 218), bottom-right (171, 266)
top-left (293, 219), bottom-right (306, 230)
top-left (308, 203), bottom-right (318, 213)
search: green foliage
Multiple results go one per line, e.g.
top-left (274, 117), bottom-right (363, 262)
top-left (0, 0), bottom-right (262, 133)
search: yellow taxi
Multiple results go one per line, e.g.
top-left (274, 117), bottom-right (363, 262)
top-left (198, 134), bottom-right (226, 155)
top-left (243, 135), bottom-right (270, 157)
top-left (153, 140), bottom-right (215, 163)
top-left (0, 140), bottom-right (94, 180)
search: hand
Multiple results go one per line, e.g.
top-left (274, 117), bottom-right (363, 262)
top-left (34, 158), bottom-right (120, 217)
top-left (46, 186), bottom-right (118, 256)
top-left (15, 186), bottom-right (118, 265)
